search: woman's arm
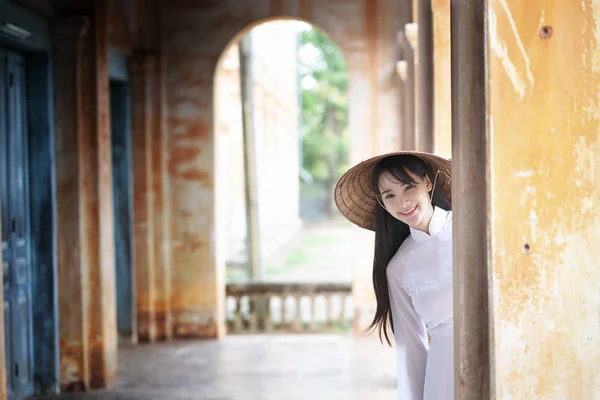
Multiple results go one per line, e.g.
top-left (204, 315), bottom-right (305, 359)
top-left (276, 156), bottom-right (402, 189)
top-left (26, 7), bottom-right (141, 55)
top-left (391, 286), bottom-right (429, 400)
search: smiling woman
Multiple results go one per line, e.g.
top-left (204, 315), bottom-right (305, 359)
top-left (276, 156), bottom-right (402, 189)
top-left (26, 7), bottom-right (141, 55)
top-left (376, 155), bottom-right (438, 233)
top-left (335, 151), bottom-right (453, 400)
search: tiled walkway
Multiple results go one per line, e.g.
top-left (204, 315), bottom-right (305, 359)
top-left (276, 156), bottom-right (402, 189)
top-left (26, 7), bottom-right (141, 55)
top-left (36, 334), bottom-right (397, 400)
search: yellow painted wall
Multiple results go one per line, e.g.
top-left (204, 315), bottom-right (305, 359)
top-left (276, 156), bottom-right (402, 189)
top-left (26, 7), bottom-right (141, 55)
top-left (487, 1), bottom-right (600, 397)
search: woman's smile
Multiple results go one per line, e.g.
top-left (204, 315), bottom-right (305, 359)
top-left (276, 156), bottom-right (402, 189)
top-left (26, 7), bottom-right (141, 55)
top-left (399, 205), bottom-right (418, 217)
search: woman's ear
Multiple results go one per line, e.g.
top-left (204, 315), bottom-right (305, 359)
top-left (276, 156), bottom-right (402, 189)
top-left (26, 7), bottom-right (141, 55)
top-left (425, 175), bottom-right (433, 192)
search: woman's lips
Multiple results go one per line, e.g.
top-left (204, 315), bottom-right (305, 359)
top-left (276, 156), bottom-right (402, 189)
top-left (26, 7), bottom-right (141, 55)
top-left (400, 205), bottom-right (417, 217)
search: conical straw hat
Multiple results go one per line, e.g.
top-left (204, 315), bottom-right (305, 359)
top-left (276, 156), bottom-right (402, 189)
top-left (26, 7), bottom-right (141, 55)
top-left (334, 151), bottom-right (452, 231)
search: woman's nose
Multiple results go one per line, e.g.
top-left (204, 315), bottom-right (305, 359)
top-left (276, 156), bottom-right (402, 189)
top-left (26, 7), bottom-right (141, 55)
top-left (396, 194), bottom-right (410, 208)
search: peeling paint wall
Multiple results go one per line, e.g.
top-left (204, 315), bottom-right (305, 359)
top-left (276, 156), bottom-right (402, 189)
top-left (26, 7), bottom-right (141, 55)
top-left (487, 0), bottom-right (600, 397)
top-left (162, 0), bottom-right (404, 336)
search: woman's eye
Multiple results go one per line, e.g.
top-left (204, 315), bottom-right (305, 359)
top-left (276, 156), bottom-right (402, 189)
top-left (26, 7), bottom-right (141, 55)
top-left (385, 194), bottom-right (394, 200)
top-left (404, 185), bottom-right (413, 192)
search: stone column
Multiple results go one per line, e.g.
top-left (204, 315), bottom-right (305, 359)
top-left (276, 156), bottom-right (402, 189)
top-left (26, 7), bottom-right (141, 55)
top-left (90, 0), bottom-right (117, 387)
top-left (52, 12), bottom-right (117, 391)
top-left (152, 54), bottom-right (173, 341)
top-left (52, 17), bottom-right (92, 391)
top-left (131, 54), bottom-right (157, 342)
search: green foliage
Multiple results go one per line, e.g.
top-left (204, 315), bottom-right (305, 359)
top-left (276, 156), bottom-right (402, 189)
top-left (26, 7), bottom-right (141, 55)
top-left (298, 28), bottom-right (349, 188)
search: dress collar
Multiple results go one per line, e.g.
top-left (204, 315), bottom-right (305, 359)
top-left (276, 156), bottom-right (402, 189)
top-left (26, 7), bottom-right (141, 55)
top-left (410, 206), bottom-right (448, 242)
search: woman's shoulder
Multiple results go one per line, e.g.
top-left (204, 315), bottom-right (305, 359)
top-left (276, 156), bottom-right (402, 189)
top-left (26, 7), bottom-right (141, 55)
top-left (440, 209), bottom-right (453, 237)
top-left (388, 235), bottom-right (418, 267)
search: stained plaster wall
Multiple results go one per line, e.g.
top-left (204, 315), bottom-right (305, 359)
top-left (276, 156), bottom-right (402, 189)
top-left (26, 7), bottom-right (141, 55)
top-left (162, 0), bottom-right (405, 336)
top-left (487, 0), bottom-right (600, 397)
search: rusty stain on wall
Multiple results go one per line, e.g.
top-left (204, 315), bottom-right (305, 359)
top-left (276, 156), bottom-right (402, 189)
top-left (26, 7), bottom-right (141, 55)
top-left (488, 0), bottom-right (600, 397)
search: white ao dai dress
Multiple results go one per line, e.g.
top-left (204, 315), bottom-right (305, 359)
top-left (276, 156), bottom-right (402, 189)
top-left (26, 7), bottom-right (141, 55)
top-left (386, 206), bottom-right (454, 400)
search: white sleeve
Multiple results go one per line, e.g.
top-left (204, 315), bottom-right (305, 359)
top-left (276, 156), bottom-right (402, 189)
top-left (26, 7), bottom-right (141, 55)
top-left (390, 286), bottom-right (429, 400)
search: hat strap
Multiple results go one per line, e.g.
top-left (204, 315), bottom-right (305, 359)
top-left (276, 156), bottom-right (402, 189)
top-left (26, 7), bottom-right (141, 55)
top-left (430, 170), bottom-right (451, 201)
top-left (376, 195), bottom-right (388, 211)
top-left (431, 170), bottom-right (441, 200)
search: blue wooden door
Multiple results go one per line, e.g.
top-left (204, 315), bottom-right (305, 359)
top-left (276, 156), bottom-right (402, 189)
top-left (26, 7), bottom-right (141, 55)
top-left (0, 49), bottom-right (34, 400)
top-left (110, 81), bottom-right (135, 338)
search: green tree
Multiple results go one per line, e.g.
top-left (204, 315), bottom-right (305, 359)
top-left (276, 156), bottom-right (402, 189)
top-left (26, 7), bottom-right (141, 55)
top-left (298, 27), bottom-right (349, 216)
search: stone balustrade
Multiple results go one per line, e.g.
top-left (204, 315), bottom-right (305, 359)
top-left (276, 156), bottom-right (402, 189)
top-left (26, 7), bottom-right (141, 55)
top-left (225, 282), bottom-right (353, 334)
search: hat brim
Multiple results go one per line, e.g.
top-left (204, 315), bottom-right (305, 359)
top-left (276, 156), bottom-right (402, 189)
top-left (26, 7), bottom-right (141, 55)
top-left (334, 151), bottom-right (452, 231)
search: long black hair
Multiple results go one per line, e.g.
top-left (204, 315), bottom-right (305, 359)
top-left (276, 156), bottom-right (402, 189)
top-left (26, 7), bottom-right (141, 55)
top-left (368, 155), bottom-right (451, 345)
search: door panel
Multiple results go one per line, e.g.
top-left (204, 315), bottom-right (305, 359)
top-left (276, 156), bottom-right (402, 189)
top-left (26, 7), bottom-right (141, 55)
top-left (9, 53), bottom-right (34, 397)
top-left (1, 48), bottom-right (34, 399)
top-left (0, 47), bottom-right (15, 400)
top-left (0, 53), bottom-right (8, 249)
top-left (111, 81), bottom-right (135, 338)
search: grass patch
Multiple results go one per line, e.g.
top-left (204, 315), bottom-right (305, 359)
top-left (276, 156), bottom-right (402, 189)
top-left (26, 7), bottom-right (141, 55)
top-left (304, 233), bottom-right (345, 246)
top-left (285, 250), bottom-right (312, 266)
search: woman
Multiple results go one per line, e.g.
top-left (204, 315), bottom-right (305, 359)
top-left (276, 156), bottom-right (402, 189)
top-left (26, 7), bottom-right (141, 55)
top-left (334, 151), bottom-right (453, 400)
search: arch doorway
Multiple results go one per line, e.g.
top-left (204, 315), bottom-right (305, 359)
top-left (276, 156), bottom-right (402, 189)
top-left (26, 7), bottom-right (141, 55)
top-left (214, 19), bottom-right (356, 335)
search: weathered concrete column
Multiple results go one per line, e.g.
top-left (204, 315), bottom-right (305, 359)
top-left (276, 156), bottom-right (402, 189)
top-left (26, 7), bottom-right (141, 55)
top-left (52, 17), bottom-right (92, 391)
top-left (52, 11), bottom-right (117, 391)
top-left (152, 54), bottom-right (173, 341)
top-left (167, 52), bottom-right (224, 337)
top-left (91, 1), bottom-right (118, 388)
top-left (131, 54), bottom-right (157, 342)
top-left (432, 0), bottom-right (451, 159)
top-left (451, 1), bottom-right (490, 398)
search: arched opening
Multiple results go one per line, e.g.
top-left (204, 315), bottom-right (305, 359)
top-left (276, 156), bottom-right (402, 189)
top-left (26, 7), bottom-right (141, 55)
top-left (214, 19), bottom-right (356, 335)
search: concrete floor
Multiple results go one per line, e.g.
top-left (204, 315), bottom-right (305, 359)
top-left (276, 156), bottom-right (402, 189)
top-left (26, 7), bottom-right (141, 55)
top-left (36, 334), bottom-right (397, 400)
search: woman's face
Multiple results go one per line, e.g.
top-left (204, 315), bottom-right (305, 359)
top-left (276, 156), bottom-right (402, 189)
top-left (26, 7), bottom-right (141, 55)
top-left (378, 168), bottom-right (434, 233)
